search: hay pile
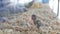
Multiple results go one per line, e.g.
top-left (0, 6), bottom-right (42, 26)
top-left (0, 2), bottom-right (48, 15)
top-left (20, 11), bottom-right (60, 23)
top-left (0, 3), bottom-right (60, 34)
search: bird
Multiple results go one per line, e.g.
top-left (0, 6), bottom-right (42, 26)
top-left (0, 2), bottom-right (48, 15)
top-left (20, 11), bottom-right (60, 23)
top-left (31, 14), bottom-right (44, 29)
top-left (35, 20), bottom-right (42, 29)
top-left (31, 15), bottom-right (37, 25)
top-left (31, 14), bottom-right (41, 29)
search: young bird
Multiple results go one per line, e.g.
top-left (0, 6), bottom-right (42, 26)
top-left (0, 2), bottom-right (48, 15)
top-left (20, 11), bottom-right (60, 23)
top-left (31, 15), bottom-right (41, 29)
top-left (31, 15), bottom-right (37, 25)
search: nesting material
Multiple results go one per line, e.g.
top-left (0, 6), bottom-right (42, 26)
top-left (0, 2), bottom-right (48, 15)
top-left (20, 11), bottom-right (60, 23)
top-left (0, 2), bottom-right (60, 34)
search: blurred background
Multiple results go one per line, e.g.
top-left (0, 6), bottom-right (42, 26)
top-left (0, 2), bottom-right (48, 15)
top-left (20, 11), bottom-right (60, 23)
top-left (0, 0), bottom-right (60, 18)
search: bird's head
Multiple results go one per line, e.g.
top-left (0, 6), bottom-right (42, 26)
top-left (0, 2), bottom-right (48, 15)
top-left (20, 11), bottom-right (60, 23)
top-left (31, 15), bottom-right (36, 21)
